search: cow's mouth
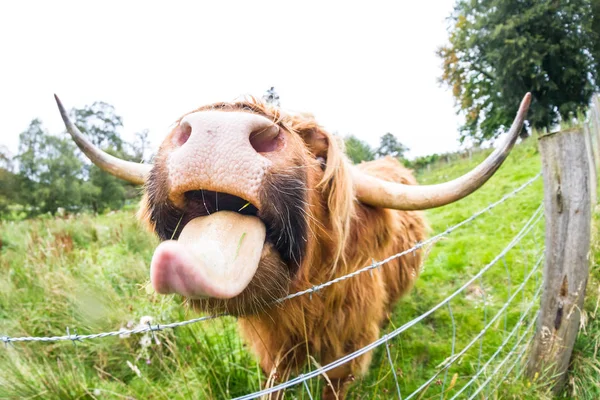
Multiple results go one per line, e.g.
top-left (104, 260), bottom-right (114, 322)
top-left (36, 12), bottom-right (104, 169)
top-left (150, 190), bottom-right (271, 300)
top-left (170, 190), bottom-right (261, 240)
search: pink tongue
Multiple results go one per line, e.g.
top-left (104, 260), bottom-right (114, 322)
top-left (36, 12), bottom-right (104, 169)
top-left (150, 211), bottom-right (266, 299)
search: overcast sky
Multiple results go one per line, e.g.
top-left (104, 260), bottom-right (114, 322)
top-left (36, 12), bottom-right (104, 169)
top-left (0, 1), bottom-right (462, 160)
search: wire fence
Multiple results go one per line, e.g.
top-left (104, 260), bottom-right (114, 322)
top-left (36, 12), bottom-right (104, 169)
top-left (1, 172), bottom-right (544, 399)
top-left (0, 172), bottom-right (541, 345)
top-left (234, 199), bottom-right (544, 400)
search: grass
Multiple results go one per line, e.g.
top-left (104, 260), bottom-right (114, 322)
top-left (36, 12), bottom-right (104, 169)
top-left (568, 202), bottom-right (600, 399)
top-left (0, 136), bottom-right (596, 399)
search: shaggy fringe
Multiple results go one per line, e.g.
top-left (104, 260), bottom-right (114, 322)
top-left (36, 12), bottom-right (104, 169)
top-left (282, 112), bottom-right (355, 275)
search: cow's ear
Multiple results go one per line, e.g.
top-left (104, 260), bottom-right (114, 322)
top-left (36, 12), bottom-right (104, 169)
top-left (300, 127), bottom-right (329, 160)
top-left (283, 111), bottom-right (330, 165)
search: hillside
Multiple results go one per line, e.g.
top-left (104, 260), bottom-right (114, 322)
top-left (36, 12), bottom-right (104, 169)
top-left (0, 137), bottom-right (597, 399)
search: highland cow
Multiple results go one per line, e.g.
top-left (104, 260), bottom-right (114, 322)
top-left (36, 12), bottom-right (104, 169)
top-left (55, 92), bottom-right (530, 399)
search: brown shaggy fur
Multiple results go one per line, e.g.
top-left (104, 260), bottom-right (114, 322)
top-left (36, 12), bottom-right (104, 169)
top-left (137, 98), bottom-right (428, 399)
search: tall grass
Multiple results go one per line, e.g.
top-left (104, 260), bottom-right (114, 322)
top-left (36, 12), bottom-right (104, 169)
top-left (0, 137), bottom-right (594, 399)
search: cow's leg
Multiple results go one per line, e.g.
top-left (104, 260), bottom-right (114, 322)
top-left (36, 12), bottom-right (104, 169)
top-left (239, 318), bottom-right (308, 399)
top-left (321, 366), bottom-right (354, 400)
top-left (257, 346), bottom-right (308, 400)
top-left (320, 344), bottom-right (374, 400)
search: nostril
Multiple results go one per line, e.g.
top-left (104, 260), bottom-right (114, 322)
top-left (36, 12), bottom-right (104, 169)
top-left (249, 124), bottom-right (282, 153)
top-left (174, 122), bottom-right (192, 147)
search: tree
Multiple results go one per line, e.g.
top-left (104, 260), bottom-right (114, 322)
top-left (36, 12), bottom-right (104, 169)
top-left (15, 119), bottom-right (85, 215)
top-left (438, 0), bottom-right (599, 143)
top-left (86, 159), bottom-right (127, 212)
top-left (409, 153), bottom-right (442, 172)
top-left (344, 135), bottom-right (375, 164)
top-left (131, 129), bottom-right (151, 163)
top-left (0, 169), bottom-right (19, 217)
top-left (9, 102), bottom-right (148, 217)
top-left (72, 102), bottom-right (125, 151)
top-left (376, 133), bottom-right (409, 160)
top-left (0, 145), bottom-right (12, 171)
top-left (593, 0), bottom-right (600, 81)
top-left (0, 146), bottom-right (18, 216)
top-left (262, 87), bottom-right (280, 107)
top-left (16, 119), bottom-right (48, 209)
top-left (71, 102), bottom-right (135, 212)
top-left (35, 135), bottom-right (84, 214)
top-left (17, 119), bottom-right (46, 183)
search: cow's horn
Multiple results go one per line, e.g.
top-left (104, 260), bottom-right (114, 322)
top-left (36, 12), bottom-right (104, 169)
top-left (54, 94), bottom-right (152, 185)
top-left (353, 93), bottom-right (531, 210)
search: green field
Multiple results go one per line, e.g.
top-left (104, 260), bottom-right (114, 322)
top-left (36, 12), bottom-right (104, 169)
top-left (1, 137), bottom-right (598, 399)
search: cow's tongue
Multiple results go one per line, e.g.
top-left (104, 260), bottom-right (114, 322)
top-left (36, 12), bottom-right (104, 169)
top-left (150, 211), bottom-right (266, 299)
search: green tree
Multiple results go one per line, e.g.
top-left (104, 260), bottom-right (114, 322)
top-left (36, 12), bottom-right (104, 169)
top-left (593, 0), bottom-right (600, 81)
top-left (409, 153), bottom-right (442, 172)
top-left (438, 0), bottom-right (599, 143)
top-left (87, 161), bottom-right (127, 212)
top-left (35, 136), bottom-right (84, 214)
top-left (15, 120), bottom-right (85, 215)
top-left (0, 145), bottom-right (12, 171)
top-left (16, 119), bottom-right (48, 209)
top-left (131, 129), bottom-right (151, 163)
top-left (17, 119), bottom-right (45, 183)
top-left (10, 103), bottom-right (147, 217)
top-left (71, 102), bottom-right (136, 212)
top-left (0, 146), bottom-right (18, 216)
top-left (376, 133), bottom-right (409, 160)
top-left (344, 135), bottom-right (375, 164)
top-left (72, 102), bottom-right (125, 151)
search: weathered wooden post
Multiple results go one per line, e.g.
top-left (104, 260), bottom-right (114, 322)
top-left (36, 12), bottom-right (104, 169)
top-left (593, 95), bottom-right (600, 130)
top-left (583, 123), bottom-right (597, 205)
top-left (527, 128), bottom-right (591, 395)
top-left (589, 119), bottom-right (600, 177)
top-left (592, 95), bottom-right (600, 156)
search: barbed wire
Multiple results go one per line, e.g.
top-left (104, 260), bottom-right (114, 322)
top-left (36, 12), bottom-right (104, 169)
top-left (446, 282), bottom-right (541, 399)
top-left (1, 172), bottom-right (542, 345)
top-left (404, 252), bottom-right (543, 400)
top-left (277, 172), bottom-right (542, 304)
top-left (489, 318), bottom-right (537, 393)
top-left (467, 317), bottom-right (537, 400)
top-left (233, 201), bottom-right (544, 399)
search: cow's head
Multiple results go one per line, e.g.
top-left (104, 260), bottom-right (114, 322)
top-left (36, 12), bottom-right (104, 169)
top-left (55, 93), bottom-right (531, 315)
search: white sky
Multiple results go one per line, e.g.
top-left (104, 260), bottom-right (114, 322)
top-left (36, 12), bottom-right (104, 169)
top-left (0, 1), bottom-right (463, 160)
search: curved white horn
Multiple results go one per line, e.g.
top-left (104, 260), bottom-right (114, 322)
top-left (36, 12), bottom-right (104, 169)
top-left (55, 94), bottom-right (151, 185)
top-left (353, 93), bottom-right (532, 210)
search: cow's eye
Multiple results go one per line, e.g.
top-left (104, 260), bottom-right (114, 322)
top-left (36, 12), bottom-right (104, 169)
top-left (316, 156), bottom-right (326, 170)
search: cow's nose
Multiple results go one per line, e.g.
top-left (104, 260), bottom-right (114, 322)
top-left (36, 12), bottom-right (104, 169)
top-left (173, 111), bottom-right (282, 154)
top-left (165, 111), bottom-right (281, 209)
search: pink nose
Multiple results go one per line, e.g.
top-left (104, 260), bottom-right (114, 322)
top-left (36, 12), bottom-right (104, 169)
top-left (175, 111), bottom-right (281, 154)
top-left (165, 111), bottom-right (282, 208)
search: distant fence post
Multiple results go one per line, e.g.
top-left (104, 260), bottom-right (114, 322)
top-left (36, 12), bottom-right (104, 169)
top-left (527, 128), bottom-right (591, 395)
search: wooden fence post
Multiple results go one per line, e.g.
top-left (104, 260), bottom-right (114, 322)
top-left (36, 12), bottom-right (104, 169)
top-left (584, 123), bottom-right (597, 205)
top-left (587, 96), bottom-right (600, 174)
top-left (589, 119), bottom-right (600, 177)
top-left (592, 95), bottom-right (600, 155)
top-left (527, 128), bottom-right (591, 395)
